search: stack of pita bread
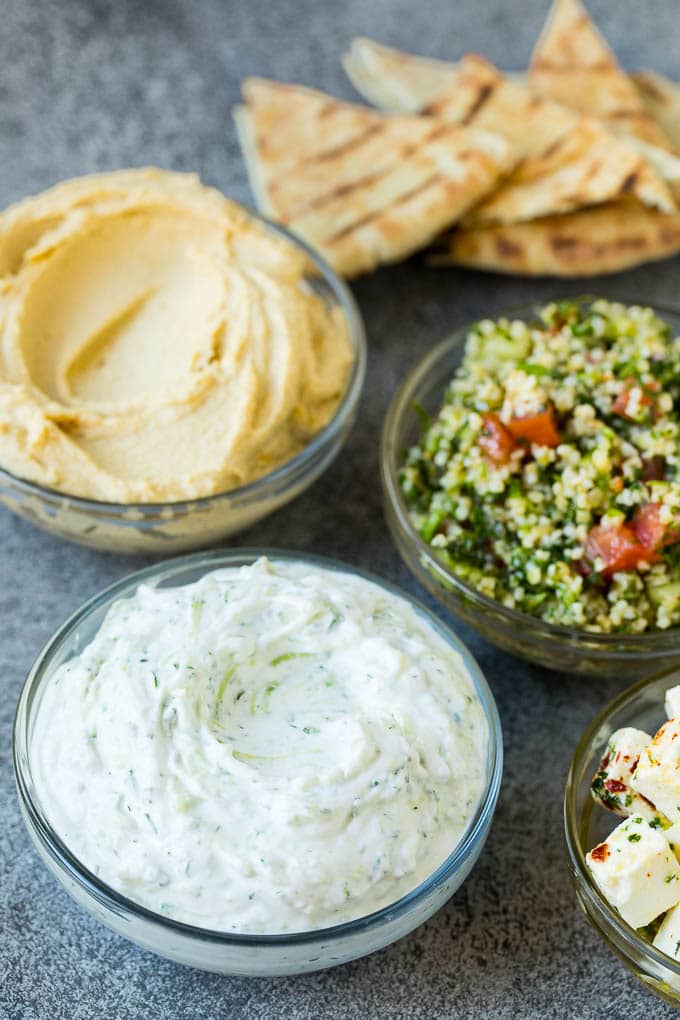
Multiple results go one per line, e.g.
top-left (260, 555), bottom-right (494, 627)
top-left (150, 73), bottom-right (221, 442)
top-left (236, 0), bottom-right (680, 278)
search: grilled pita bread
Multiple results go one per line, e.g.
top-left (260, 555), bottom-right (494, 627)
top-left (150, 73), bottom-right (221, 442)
top-left (235, 78), bottom-right (513, 277)
top-left (345, 46), bottom-right (569, 158)
top-left (633, 71), bottom-right (680, 152)
top-left (529, 0), bottom-right (674, 151)
top-left (446, 57), bottom-right (677, 223)
top-left (623, 137), bottom-right (680, 203)
top-left (342, 37), bottom-right (460, 113)
top-left (345, 38), bottom-right (680, 155)
top-left (436, 199), bottom-right (680, 276)
top-left (345, 46), bottom-right (675, 221)
top-left (465, 114), bottom-right (678, 226)
top-left (422, 54), bottom-right (574, 158)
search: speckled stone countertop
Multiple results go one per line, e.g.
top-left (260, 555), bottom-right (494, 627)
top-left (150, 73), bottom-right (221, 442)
top-left (3, 1), bottom-right (680, 1017)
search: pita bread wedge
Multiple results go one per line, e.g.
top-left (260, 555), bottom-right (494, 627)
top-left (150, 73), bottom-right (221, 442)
top-left (633, 71), bottom-right (680, 152)
top-left (342, 37), bottom-right (460, 113)
top-left (465, 114), bottom-right (678, 225)
top-left (344, 49), bottom-right (571, 159)
top-left (422, 54), bottom-right (574, 158)
top-left (235, 78), bottom-right (513, 277)
top-left (343, 46), bottom-right (675, 220)
top-left (436, 200), bottom-right (680, 276)
top-left (623, 137), bottom-right (680, 203)
top-left (446, 54), bottom-right (678, 218)
top-left (529, 0), bottom-right (673, 151)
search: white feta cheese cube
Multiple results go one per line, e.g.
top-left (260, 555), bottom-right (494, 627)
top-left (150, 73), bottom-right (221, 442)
top-left (586, 815), bottom-right (680, 929)
top-left (654, 902), bottom-right (680, 960)
top-left (666, 686), bottom-right (680, 720)
top-left (591, 727), bottom-right (664, 823)
top-left (663, 822), bottom-right (680, 862)
top-left (632, 719), bottom-right (680, 823)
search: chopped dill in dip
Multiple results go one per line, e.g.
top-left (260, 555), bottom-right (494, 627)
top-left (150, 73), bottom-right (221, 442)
top-left (401, 300), bottom-right (680, 633)
top-left (31, 558), bottom-right (488, 934)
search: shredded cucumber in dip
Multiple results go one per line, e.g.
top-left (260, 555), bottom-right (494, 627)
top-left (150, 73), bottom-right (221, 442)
top-left (31, 558), bottom-right (487, 933)
top-left (402, 299), bottom-right (680, 633)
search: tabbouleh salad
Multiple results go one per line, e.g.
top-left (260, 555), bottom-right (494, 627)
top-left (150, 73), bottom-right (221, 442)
top-left (401, 299), bottom-right (680, 633)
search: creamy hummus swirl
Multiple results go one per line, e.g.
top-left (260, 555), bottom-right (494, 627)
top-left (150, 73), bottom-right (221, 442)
top-left (0, 169), bottom-right (352, 502)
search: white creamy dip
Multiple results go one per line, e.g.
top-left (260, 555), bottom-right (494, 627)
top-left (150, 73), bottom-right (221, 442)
top-left (31, 558), bottom-right (489, 933)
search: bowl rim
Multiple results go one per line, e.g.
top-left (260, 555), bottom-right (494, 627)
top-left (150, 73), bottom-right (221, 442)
top-left (0, 208), bottom-right (367, 514)
top-left (380, 294), bottom-right (680, 655)
top-left (563, 664), bottom-right (680, 975)
top-left (13, 546), bottom-right (503, 947)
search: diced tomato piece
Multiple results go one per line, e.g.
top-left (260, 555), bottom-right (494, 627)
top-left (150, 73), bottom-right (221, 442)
top-left (506, 407), bottom-right (561, 447)
top-left (633, 503), bottom-right (665, 550)
top-left (632, 503), bottom-right (680, 551)
top-left (584, 522), bottom-right (660, 577)
top-left (612, 379), bottom-right (654, 421)
top-left (478, 413), bottom-right (517, 465)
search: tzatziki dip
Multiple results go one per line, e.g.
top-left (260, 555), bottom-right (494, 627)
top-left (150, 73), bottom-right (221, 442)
top-left (31, 558), bottom-right (489, 934)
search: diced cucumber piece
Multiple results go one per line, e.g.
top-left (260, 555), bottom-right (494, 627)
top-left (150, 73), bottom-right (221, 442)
top-left (647, 579), bottom-right (680, 611)
top-left (467, 331), bottom-right (530, 366)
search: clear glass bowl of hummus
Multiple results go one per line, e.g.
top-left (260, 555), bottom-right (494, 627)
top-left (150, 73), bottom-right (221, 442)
top-left (381, 298), bottom-right (680, 679)
top-left (0, 173), bottom-right (366, 554)
top-left (13, 548), bottom-right (502, 977)
top-left (565, 667), bottom-right (680, 1007)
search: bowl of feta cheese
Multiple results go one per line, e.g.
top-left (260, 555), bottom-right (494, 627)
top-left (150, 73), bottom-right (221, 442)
top-left (565, 668), bottom-right (680, 1006)
top-left (13, 549), bottom-right (502, 975)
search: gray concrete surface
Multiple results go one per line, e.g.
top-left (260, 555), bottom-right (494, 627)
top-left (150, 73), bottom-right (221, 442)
top-left (2, 1), bottom-right (680, 1017)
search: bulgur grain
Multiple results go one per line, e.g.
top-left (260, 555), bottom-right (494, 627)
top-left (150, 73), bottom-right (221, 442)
top-left (401, 300), bottom-right (680, 633)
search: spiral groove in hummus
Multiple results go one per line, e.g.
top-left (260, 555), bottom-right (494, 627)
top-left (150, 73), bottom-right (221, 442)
top-left (0, 169), bottom-right (352, 502)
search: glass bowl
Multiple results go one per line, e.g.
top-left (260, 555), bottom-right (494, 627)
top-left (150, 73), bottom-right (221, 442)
top-left (381, 298), bottom-right (680, 679)
top-left (565, 666), bottom-right (680, 1006)
top-left (0, 214), bottom-right (366, 555)
top-left (13, 548), bottom-right (502, 976)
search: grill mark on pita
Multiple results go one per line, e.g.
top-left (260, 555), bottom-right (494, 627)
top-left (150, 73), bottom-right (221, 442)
top-left (538, 135), bottom-right (567, 161)
top-left (549, 234), bottom-right (647, 259)
top-left (621, 170), bottom-right (639, 194)
top-left (550, 236), bottom-right (585, 250)
top-left (533, 59), bottom-right (613, 71)
top-left (318, 101), bottom-right (343, 119)
top-left (584, 160), bottom-right (602, 184)
top-left (495, 237), bottom-right (521, 258)
top-left (461, 83), bottom-right (495, 124)
top-left (262, 121), bottom-right (385, 182)
top-left (324, 172), bottom-right (443, 244)
top-left (549, 235), bottom-right (596, 258)
top-left (635, 78), bottom-right (668, 104)
top-left (606, 109), bottom-right (653, 120)
top-left (615, 236), bottom-right (648, 251)
top-left (422, 79), bottom-right (496, 121)
top-left (280, 122), bottom-right (459, 218)
top-left (286, 167), bottom-right (387, 214)
top-left (312, 122), bottom-right (385, 162)
top-left (425, 122), bottom-right (464, 143)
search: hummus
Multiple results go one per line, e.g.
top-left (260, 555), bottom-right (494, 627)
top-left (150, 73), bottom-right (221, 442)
top-left (0, 169), bottom-right (352, 502)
